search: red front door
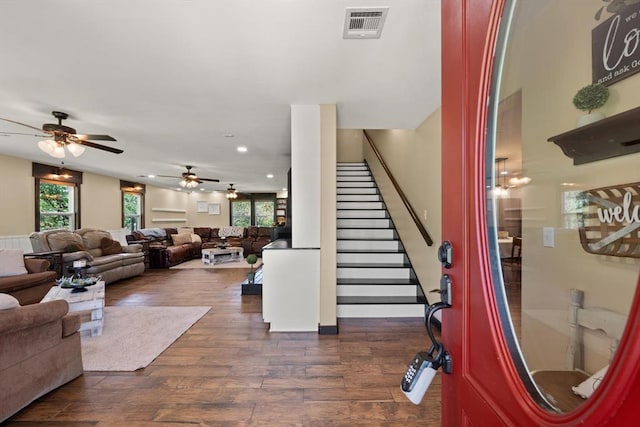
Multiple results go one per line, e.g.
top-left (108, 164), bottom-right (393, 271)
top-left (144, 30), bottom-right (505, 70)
top-left (441, 1), bottom-right (640, 425)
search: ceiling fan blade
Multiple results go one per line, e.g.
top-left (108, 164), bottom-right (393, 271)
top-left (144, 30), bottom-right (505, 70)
top-left (156, 174), bottom-right (183, 179)
top-left (75, 134), bottom-right (117, 142)
top-left (0, 131), bottom-right (48, 137)
top-left (0, 117), bottom-right (46, 132)
top-left (76, 140), bottom-right (123, 154)
top-left (199, 178), bottom-right (220, 182)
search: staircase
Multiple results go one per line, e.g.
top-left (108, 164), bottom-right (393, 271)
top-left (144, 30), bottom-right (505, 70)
top-left (336, 162), bottom-right (427, 318)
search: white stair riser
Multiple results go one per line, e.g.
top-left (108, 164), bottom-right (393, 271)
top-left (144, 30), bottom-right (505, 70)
top-left (337, 187), bottom-right (378, 195)
top-left (337, 162), bottom-right (367, 167)
top-left (337, 171), bottom-right (371, 177)
top-left (337, 210), bottom-right (387, 219)
top-left (337, 194), bottom-right (381, 202)
top-left (338, 252), bottom-right (405, 264)
top-left (337, 268), bottom-right (410, 279)
top-left (337, 305), bottom-right (424, 318)
top-left (337, 176), bottom-right (373, 182)
top-left (337, 202), bottom-right (384, 210)
top-left (337, 219), bottom-right (391, 229)
top-left (337, 229), bottom-right (395, 239)
top-left (337, 240), bottom-right (401, 251)
top-left (337, 181), bottom-right (375, 188)
top-left (337, 285), bottom-right (417, 296)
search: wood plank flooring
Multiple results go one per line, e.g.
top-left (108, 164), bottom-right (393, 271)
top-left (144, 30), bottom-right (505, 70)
top-left (6, 267), bottom-right (441, 426)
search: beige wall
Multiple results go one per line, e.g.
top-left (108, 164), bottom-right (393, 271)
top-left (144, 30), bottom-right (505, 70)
top-left (502, 0), bottom-right (640, 372)
top-left (0, 153), bottom-right (233, 237)
top-left (365, 108), bottom-right (443, 303)
top-left (337, 129), bottom-right (364, 162)
top-left (0, 155), bottom-right (35, 235)
top-left (320, 104), bottom-right (337, 328)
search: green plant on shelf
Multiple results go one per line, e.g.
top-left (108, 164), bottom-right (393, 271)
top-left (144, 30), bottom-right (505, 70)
top-left (246, 254), bottom-right (258, 284)
top-left (572, 83), bottom-right (609, 113)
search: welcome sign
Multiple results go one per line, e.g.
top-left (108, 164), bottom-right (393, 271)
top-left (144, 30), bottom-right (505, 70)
top-left (592, 4), bottom-right (640, 86)
top-left (579, 182), bottom-right (640, 258)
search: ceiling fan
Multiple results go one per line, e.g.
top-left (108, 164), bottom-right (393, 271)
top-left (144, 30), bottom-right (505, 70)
top-left (0, 111), bottom-right (122, 157)
top-left (157, 165), bottom-right (220, 188)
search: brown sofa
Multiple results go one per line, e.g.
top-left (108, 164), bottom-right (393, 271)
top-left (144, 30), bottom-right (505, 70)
top-left (0, 298), bottom-right (83, 422)
top-left (0, 258), bottom-right (56, 305)
top-left (29, 228), bottom-right (145, 285)
top-left (127, 226), bottom-right (273, 268)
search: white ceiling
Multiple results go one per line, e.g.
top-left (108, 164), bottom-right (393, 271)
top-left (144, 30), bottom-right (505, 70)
top-left (0, 0), bottom-right (441, 193)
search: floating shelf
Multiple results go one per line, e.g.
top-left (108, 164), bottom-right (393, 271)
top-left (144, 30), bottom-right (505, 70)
top-left (547, 106), bottom-right (640, 165)
top-left (151, 208), bottom-right (186, 213)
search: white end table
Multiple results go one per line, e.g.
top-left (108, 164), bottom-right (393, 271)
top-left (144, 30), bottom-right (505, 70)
top-left (41, 281), bottom-right (105, 337)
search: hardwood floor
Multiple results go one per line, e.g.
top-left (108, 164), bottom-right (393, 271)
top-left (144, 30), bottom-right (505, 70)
top-left (6, 268), bottom-right (441, 426)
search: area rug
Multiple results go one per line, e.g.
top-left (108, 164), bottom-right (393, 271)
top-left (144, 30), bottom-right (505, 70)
top-left (170, 257), bottom-right (262, 270)
top-left (81, 306), bottom-right (210, 371)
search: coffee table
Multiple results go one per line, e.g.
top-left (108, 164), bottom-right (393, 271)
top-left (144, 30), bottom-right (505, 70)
top-left (41, 281), bottom-right (105, 337)
top-left (202, 247), bottom-right (244, 265)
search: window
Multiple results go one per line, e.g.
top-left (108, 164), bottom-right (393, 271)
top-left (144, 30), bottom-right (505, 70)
top-left (231, 200), bottom-right (251, 227)
top-left (39, 180), bottom-right (77, 230)
top-left (121, 181), bottom-right (145, 232)
top-left (33, 163), bottom-right (82, 232)
top-left (230, 194), bottom-right (276, 227)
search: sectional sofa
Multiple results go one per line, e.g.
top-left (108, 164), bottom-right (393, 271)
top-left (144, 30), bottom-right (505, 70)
top-left (127, 226), bottom-right (272, 268)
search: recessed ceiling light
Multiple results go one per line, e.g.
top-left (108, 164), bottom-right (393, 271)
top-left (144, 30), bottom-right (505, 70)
top-left (266, 174), bottom-right (274, 179)
top-left (147, 174), bottom-right (156, 178)
top-left (224, 133), bottom-right (234, 138)
top-left (282, 188), bottom-right (287, 191)
top-left (237, 146), bottom-right (248, 153)
top-left (200, 188), bottom-right (205, 191)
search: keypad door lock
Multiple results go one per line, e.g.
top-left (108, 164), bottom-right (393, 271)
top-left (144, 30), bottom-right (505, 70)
top-left (438, 241), bottom-right (453, 268)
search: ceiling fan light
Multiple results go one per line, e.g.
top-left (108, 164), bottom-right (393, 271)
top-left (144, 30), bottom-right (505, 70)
top-left (67, 142), bottom-right (85, 157)
top-left (51, 144), bottom-right (66, 159)
top-left (179, 180), bottom-right (187, 188)
top-left (38, 139), bottom-right (56, 155)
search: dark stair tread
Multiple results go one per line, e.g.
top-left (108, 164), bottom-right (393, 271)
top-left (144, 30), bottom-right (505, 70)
top-left (336, 208), bottom-right (387, 211)
top-left (337, 295), bottom-right (428, 305)
top-left (337, 278), bottom-right (419, 285)
top-left (337, 262), bottom-right (410, 268)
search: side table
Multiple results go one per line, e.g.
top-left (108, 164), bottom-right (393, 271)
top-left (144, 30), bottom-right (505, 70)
top-left (41, 281), bottom-right (106, 337)
top-left (23, 250), bottom-right (64, 278)
top-left (127, 240), bottom-right (151, 269)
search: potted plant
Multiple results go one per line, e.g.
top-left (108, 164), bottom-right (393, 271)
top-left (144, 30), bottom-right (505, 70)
top-left (246, 254), bottom-right (258, 284)
top-left (573, 83), bottom-right (610, 126)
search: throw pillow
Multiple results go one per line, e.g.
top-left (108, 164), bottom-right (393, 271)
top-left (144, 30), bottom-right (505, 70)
top-left (64, 242), bottom-right (86, 253)
top-left (101, 237), bottom-right (123, 255)
top-left (190, 233), bottom-right (202, 243)
top-left (0, 249), bottom-right (28, 277)
top-left (0, 293), bottom-right (20, 310)
top-left (172, 233), bottom-right (192, 246)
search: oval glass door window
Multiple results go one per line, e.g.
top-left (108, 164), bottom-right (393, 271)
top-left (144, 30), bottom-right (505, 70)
top-left (485, 0), bottom-right (640, 414)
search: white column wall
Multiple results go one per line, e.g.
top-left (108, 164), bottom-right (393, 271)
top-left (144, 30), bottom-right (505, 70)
top-left (291, 105), bottom-right (321, 248)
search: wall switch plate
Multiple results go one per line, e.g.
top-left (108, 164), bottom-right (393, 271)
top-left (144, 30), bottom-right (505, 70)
top-left (543, 227), bottom-right (555, 247)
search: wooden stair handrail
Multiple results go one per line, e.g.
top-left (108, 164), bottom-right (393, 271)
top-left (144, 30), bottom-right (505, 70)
top-left (363, 130), bottom-right (434, 246)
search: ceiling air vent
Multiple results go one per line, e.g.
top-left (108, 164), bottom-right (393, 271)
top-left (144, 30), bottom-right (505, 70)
top-left (343, 7), bottom-right (389, 39)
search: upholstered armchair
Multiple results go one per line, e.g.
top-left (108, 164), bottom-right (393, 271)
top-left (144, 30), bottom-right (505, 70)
top-left (0, 296), bottom-right (83, 422)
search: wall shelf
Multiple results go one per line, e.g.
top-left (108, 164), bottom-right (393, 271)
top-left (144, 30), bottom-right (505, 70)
top-left (547, 106), bottom-right (640, 165)
top-left (151, 208), bottom-right (186, 213)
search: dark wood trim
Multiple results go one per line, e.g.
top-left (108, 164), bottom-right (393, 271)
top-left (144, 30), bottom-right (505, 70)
top-left (121, 180), bottom-right (146, 229)
top-left (362, 130), bottom-right (434, 246)
top-left (318, 324), bottom-right (339, 335)
top-left (32, 162), bottom-right (82, 231)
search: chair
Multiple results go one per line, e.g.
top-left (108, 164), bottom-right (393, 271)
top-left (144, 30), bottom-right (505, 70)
top-left (501, 236), bottom-right (522, 285)
top-left (530, 289), bottom-right (627, 413)
top-left (0, 298), bottom-right (83, 422)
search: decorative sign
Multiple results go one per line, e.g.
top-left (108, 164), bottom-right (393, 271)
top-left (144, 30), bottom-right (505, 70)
top-left (592, 4), bottom-right (640, 86)
top-left (578, 182), bottom-right (640, 258)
